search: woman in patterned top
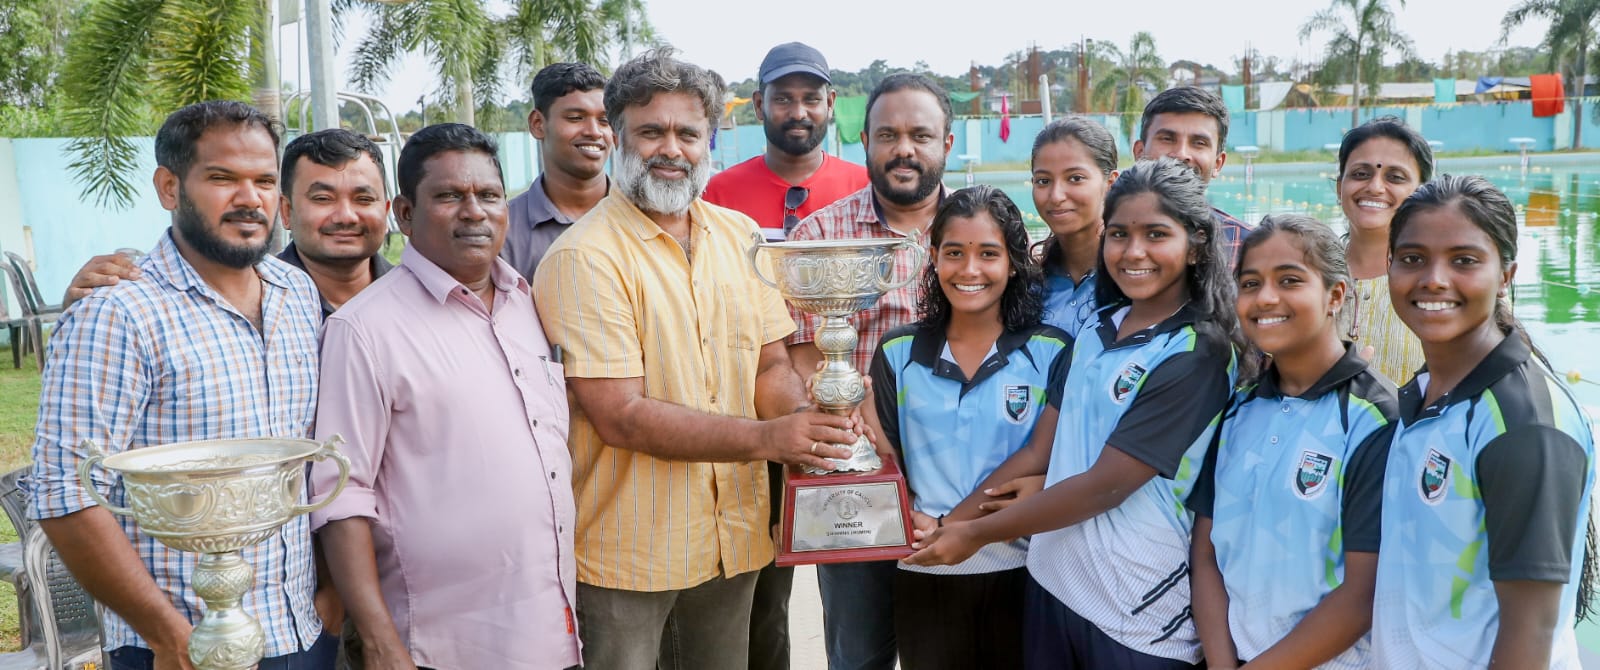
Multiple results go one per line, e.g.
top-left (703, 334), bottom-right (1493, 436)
top-left (1335, 116), bottom-right (1434, 384)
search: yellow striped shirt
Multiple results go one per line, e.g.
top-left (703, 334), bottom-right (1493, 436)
top-left (1341, 275), bottom-right (1426, 386)
top-left (533, 193), bottom-right (795, 591)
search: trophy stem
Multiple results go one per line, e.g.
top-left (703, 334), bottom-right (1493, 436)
top-left (188, 551), bottom-right (266, 670)
top-left (804, 316), bottom-right (881, 474)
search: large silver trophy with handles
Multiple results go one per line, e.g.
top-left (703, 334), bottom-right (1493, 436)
top-left (748, 235), bottom-right (925, 566)
top-left (78, 437), bottom-right (350, 670)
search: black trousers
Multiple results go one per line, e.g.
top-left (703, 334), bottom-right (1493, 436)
top-left (892, 566), bottom-right (1026, 670)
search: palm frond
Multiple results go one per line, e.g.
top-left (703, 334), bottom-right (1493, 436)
top-left (151, 0), bottom-right (255, 104)
top-left (60, 0), bottom-right (167, 209)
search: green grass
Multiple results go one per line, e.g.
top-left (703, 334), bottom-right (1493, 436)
top-left (0, 348), bottom-right (42, 652)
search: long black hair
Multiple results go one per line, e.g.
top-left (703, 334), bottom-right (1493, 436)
top-left (916, 185), bottom-right (1044, 331)
top-left (1390, 174), bottom-right (1597, 619)
top-left (1096, 158), bottom-right (1244, 365)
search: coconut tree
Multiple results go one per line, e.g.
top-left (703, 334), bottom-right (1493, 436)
top-left (60, 0), bottom-right (271, 209)
top-left (1090, 32), bottom-right (1166, 116)
top-left (1502, 0), bottom-right (1599, 149)
top-left (1300, 0), bottom-right (1414, 129)
top-left (347, 0), bottom-right (656, 128)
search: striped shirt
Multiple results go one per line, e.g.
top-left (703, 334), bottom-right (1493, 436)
top-left (785, 186), bottom-right (929, 374)
top-left (1338, 275), bottom-right (1425, 386)
top-left (28, 230), bottom-right (323, 655)
top-left (533, 193), bottom-right (795, 591)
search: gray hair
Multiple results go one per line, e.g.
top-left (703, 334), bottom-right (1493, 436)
top-left (604, 47), bottom-right (726, 135)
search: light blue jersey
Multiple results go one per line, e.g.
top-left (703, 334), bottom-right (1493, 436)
top-left (1027, 304), bottom-right (1237, 663)
top-left (1042, 265), bottom-right (1098, 337)
top-left (1373, 334), bottom-right (1595, 669)
top-left (871, 322), bottom-right (1072, 575)
top-left (1192, 344), bottom-right (1398, 668)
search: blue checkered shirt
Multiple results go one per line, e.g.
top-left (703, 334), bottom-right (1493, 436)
top-left (27, 230), bottom-right (324, 655)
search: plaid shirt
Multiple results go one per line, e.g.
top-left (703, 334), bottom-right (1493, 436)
top-left (28, 231), bottom-right (324, 655)
top-left (1214, 206), bottom-right (1251, 271)
top-left (786, 186), bottom-right (928, 374)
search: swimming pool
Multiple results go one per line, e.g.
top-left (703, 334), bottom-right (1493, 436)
top-left (954, 155), bottom-right (1600, 412)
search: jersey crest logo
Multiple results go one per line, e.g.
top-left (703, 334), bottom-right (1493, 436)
top-left (1294, 450), bottom-right (1334, 500)
top-left (1111, 362), bottom-right (1147, 403)
top-left (1004, 385), bottom-right (1031, 424)
top-left (1419, 448), bottom-right (1452, 504)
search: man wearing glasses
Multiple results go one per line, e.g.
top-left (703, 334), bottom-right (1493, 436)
top-left (702, 41), bottom-right (867, 670)
top-left (704, 43), bottom-right (866, 243)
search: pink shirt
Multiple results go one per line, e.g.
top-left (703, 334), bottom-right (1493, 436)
top-left (309, 245), bottom-right (579, 669)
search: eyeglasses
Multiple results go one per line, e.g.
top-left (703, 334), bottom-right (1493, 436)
top-left (782, 186), bottom-right (810, 233)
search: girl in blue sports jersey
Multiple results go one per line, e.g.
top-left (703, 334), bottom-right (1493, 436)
top-left (905, 157), bottom-right (1242, 670)
top-left (1032, 117), bottom-right (1119, 337)
top-left (1371, 175), bottom-right (1597, 670)
top-left (864, 184), bottom-right (1071, 669)
top-left (976, 118), bottom-right (1123, 515)
top-left (1188, 214), bottom-right (1399, 670)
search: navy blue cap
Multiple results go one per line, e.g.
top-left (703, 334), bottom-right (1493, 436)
top-left (759, 42), bottom-right (831, 86)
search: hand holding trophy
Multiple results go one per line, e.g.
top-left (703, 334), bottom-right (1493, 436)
top-left (748, 235), bottom-right (923, 566)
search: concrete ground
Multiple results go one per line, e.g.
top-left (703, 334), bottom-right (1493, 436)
top-left (789, 565), bottom-right (828, 669)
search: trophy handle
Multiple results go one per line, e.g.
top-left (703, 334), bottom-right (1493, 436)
top-left (747, 233), bottom-right (781, 289)
top-left (77, 439), bottom-right (133, 516)
top-left (878, 236), bottom-right (928, 291)
top-left (291, 435), bottom-right (351, 516)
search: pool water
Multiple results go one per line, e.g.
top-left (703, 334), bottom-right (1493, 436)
top-left (953, 158), bottom-right (1600, 412)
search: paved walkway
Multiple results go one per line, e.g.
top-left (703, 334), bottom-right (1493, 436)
top-left (790, 565), bottom-right (828, 669)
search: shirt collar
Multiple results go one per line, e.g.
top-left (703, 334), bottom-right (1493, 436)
top-left (1399, 330), bottom-right (1531, 419)
top-left (519, 174), bottom-right (610, 227)
top-left (276, 242), bottom-right (394, 317)
top-left (1095, 301), bottom-right (1201, 350)
top-left (1250, 341), bottom-right (1369, 401)
top-left (400, 244), bottom-right (529, 304)
top-left (908, 323), bottom-right (1040, 386)
top-left (869, 187), bottom-right (947, 233)
top-left (152, 228), bottom-right (296, 292)
top-left (610, 192), bottom-right (712, 241)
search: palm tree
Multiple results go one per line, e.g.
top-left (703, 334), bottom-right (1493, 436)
top-left (347, 0), bottom-right (656, 128)
top-left (60, 0), bottom-right (268, 209)
top-left (1090, 32), bottom-right (1166, 116)
top-left (1502, 0), bottom-right (1599, 149)
top-left (1300, 0), bottom-right (1414, 129)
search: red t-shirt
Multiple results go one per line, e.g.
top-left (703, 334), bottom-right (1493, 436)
top-left (703, 153), bottom-right (869, 240)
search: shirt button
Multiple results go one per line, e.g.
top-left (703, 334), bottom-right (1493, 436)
top-left (551, 471), bottom-right (557, 479)
top-left (1270, 435), bottom-right (1280, 444)
top-left (709, 395), bottom-right (718, 404)
top-left (1281, 404), bottom-right (1291, 413)
top-left (515, 368), bottom-right (523, 376)
top-left (533, 419), bottom-right (539, 427)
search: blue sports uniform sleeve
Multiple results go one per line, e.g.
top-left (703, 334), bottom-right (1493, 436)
top-left (1339, 422), bottom-right (1397, 553)
top-left (1105, 344), bottom-right (1233, 479)
top-left (1477, 425), bottom-right (1589, 582)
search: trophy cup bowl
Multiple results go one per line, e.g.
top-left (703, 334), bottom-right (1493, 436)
top-left (749, 236), bottom-right (925, 566)
top-left (77, 436), bottom-right (351, 670)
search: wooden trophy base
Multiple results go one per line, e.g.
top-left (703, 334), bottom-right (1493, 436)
top-left (775, 457), bottom-right (915, 567)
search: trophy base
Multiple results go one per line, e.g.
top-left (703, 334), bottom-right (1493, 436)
top-left (776, 458), bottom-right (914, 567)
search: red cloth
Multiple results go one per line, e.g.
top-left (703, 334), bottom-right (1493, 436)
top-left (1531, 74), bottom-right (1565, 117)
top-left (999, 95), bottom-right (1012, 142)
top-left (703, 153), bottom-right (869, 238)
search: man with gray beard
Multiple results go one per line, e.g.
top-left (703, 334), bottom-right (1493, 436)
top-left (532, 48), bottom-right (863, 670)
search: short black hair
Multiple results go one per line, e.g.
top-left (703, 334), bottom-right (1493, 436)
top-left (865, 73), bottom-right (953, 136)
top-left (155, 100), bottom-right (280, 179)
top-left (531, 62), bottom-right (607, 117)
top-left (1337, 115), bottom-right (1435, 183)
top-left (280, 128), bottom-right (388, 200)
top-left (1138, 87), bottom-right (1229, 148)
top-left (396, 123), bottom-right (503, 202)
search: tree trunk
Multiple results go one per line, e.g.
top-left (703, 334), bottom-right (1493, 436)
top-left (1351, 48), bottom-right (1361, 130)
top-left (1575, 42), bottom-right (1587, 150)
top-left (455, 72), bottom-right (475, 126)
top-left (250, 0), bottom-right (281, 124)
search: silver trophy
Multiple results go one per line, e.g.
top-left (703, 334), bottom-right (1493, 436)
top-left (78, 437), bottom-right (351, 670)
top-left (749, 236), bottom-right (925, 474)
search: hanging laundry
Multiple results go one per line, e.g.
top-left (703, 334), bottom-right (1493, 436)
top-left (1530, 74), bottom-right (1565, 117)
top-left (999, 94), bottom-right (1011, 143)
